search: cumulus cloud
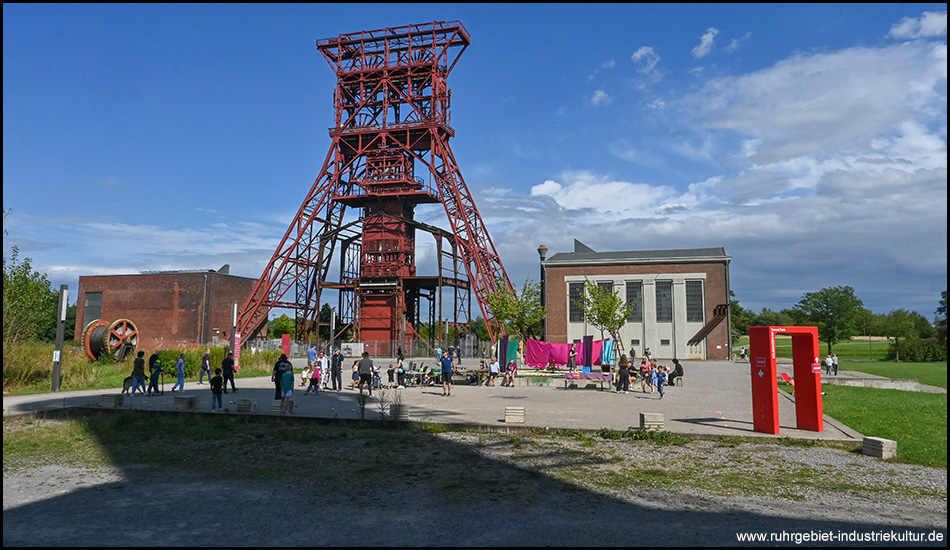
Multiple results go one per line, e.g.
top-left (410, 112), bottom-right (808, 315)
top-left (631, 46), bottom-right (661, 74)
top-left (692, 27), bottom-right (719, 58)
top-left (888, 10), bottom-right (947, 39)
top-left (591, 90), bottom-right (612, 106)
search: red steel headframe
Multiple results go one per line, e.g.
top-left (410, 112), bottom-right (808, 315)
top-left (237, 21), bottom-right (512, 346)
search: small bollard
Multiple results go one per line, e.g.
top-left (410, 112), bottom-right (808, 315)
top-left (862, 436), bottom-right (897, 459)
top-left (640, 412), bottom-right (664, 430)
top-left (505, 406), bottom-right (525, 423)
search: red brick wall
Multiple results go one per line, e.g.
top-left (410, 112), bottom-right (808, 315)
top-left (75, 272), bottom-right (256, 349)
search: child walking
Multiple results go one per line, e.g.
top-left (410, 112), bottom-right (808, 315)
top-left (210, 368), bottom-right (224, 412)
top-left (304, 364), bottom-right (321, 395)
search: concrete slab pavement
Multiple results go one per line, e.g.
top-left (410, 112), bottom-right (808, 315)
top-left (3, 359), bottom-right (864, 443)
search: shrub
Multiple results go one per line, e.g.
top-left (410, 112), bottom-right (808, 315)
top-left (888, 338), bottom-right (947, 362)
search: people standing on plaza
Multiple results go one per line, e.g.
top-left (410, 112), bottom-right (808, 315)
top-left (131, 351), bottom-right (148, 395)
top-left (639, 358), bottom-right (651, 393)
top-left (331, 349), bottom-right (343, 391)
top-left (280, 364), bottom-right (295, 415)
top-left (171, 353), bottom-right (186, 392)
top-left (668, 359), bottom-right (684, 387)
top-left (222, 352), bottom-right (237, 393)
top-left (616, 354), bottom-right (631, 394)
top-left (567, 344), bottom-right (577, 372)
top-left (387, 364), bottom-right (395, 389)
top-left (199, 348), bottom-right (212, 385)
top-left (351, 361), bottom-right (360, 390)
top-left (504, 359), bottom-right (517, 387)
top-left (649, 360), bottom-right (658, 394)
top-left (439, 350), bottom-right (455, 397)
top-left (304, 361), bottom-right (321, 395)
top-left (308, 344), bottom-right (318, 374)
top-left (397, 346), bottom-right (404, 363)
top-left (824, 354), bottom-right (834, 375)
top-left (319, 351), bottom-right (330, 389)
top-left (210, 368), bottom-right (224, 412)
top-left (487, 357), bottom-right (500, 386)
top-left (656, 365), bottom-right (668, 399)
top-left (147, 355), bottom-right (164, 396)
top-left (831, 354), bottom-right (839, 376)
top-left (273, 353), bottom-right (291, 400)
top-left (357, 352), bottom-right (374, 397)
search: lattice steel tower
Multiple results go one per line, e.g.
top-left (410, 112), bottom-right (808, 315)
top-left (237, 21), bottom-right (511, 354)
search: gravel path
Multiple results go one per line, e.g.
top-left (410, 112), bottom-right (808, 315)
top-left (3, 423), bottom-right (946, 547)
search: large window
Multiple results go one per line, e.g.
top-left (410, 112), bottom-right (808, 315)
top-left (82, 292), bottom-right (102, 328)
top-left (655, 281), bottom-right (672, 323)
top-left (686, 280), bottom-right (704, 323)
top-left (625, 281), bottom-right (643, 322)
top-left (568, 282), bottom-right (585, 322)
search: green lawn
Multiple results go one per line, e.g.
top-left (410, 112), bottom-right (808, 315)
top-left (843, 361), bottom-right (947, 388)
top-left (820, 385), bottom-right (947, 468)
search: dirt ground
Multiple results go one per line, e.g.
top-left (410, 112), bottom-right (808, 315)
top-left (3, 425), bottom-right (947, 547)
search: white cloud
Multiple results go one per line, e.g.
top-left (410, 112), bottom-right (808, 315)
top-left (888, 10), bottom-right (947, 39)
top-left (591, 90), bottom-right (612, 106)
top-left (631, 46), bottom-right (661, 74)
top-left (684, 41), bottom-right (947, 165)
top-left (692, 27), bottom-right (719, 58)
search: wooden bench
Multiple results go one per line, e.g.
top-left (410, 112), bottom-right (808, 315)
top-left (563, 372), bottom-right (613, 390)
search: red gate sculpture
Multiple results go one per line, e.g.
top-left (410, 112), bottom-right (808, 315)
top-left (748, 326), bottom-right (823, 434)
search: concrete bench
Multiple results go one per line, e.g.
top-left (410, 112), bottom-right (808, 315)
top-left (505, 406), bottom-right (525, 423)
top-left (640, 412), bottom-right (664, 430)
top-left (173, 395), bottom-right (197, 412)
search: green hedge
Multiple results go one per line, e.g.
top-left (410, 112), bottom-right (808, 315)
top-left (888, 338), bottom-right (947, 362)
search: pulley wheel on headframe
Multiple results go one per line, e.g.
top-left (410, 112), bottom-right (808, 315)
top-left (82, 318), bottom-right (139, 361)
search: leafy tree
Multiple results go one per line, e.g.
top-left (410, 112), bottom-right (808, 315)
top-left (751, 307), bottom-right (796, 327)
top-left (3, 245), bottom-right (58, 344)
top-left (267, 314), bottom-right (296, 339)
top-left (469, 317), bottom-right (490, 342)
top-left (484, 279), bottom-right (546, 340)
top-left (886, 309), bottom-right (919, 362)
top-left (936, 290), bottom-right (947, 346)
top-left (573, 278), bottom-right (635, 366)
top-left (792, 286), bottom-right (864, 354)
top-left (729, 291), bottom-right (753, 339)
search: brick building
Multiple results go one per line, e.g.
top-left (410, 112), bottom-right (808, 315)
top-left (541, 241), bottom-right (732, 361)
top-left (75, 265), bottom-right (257, 350)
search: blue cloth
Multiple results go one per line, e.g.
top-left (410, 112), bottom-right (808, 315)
top-left (439, 356), bottom-right (454, 373)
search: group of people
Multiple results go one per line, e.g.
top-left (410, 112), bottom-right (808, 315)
top-left (614, 356), bottom-right (683, 399)
top-left (823, 354), bottom-right (839, 376)
top-left (128, 348), bottom-right (236, 398)
top-left (482, 357), bottom-right (518, 387)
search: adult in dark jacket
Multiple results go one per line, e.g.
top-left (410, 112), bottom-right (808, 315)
top-left (273, 354), bottom-right (291, 400)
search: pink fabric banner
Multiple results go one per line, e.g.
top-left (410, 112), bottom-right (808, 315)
top-left (524, 339), bottom-right (605, 368)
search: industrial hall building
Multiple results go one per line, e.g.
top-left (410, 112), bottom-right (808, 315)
top-left (75, 265), bottom-right (257, 351)
top-left (540, 241), bottom-right (732, 361)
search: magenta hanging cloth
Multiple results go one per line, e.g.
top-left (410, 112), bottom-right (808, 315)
top-left (524, 339), bottom-right (551, 368)
top-left (548, 342), bottom-right (570, 365)
top-left (591, 339), bottom-right (604, 365)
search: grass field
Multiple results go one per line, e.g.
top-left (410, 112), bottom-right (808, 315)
top-left (735, 335), bottom-right (893, 361)
top-left (819, 385), bottom-right (947, 468)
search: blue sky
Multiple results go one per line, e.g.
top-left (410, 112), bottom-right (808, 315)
top-left (3, 4), bottom-right (947, 320)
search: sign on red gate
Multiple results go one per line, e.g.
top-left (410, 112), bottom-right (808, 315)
top-left (748, 326), bottom-right (823, 434)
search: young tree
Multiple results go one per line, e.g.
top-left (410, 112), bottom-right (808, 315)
top-left (886, 309), bottom-right (919, 362)
top-left (484, 279), bottom-right (546, 340)
top-left (574, 278), bottom-right (635, 367)
top-left (792, 286), bottom-right (864, 354)
top-left (936, 290), bottom-right (947, 346)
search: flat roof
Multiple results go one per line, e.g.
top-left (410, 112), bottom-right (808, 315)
top-left (544, 242), bottom-right (730, 266)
